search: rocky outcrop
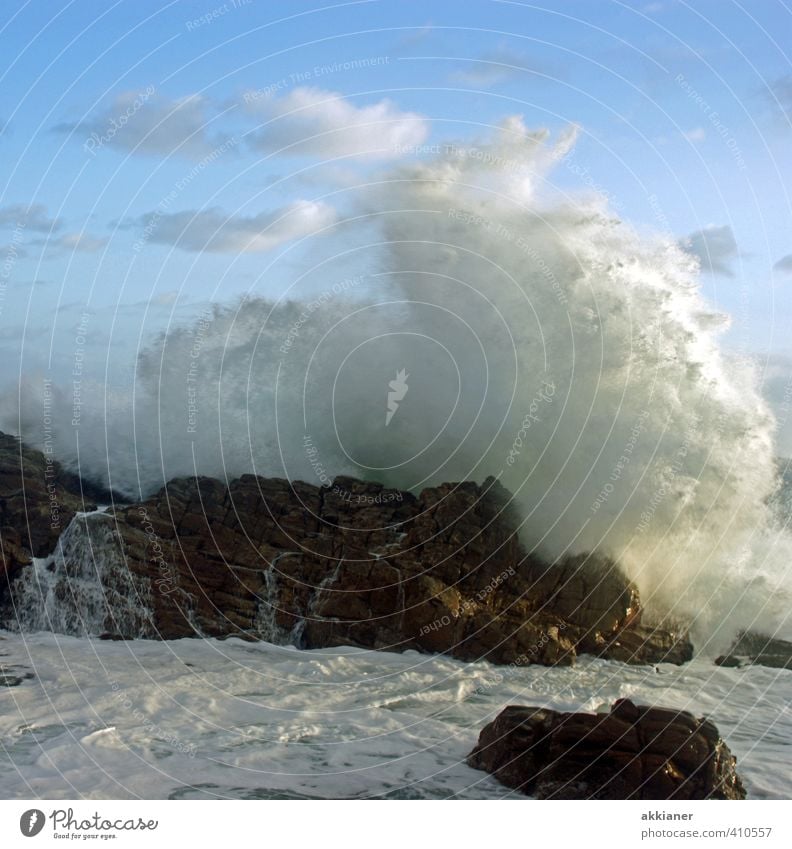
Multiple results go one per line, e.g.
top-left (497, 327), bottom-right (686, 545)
top-left (0, 431), bottom-right (99, 581)
top-left (2, 458), bottom-right (692, 666)
top-left (1, 431), bottom-right (692, 666)
top-left (594, 622), bottom-right (693, 666)
top-left (467, 699), bottom-right (746, 799)
top-left (716, 631), bottom-right (792, 670)
top-left (523, 556), bottom-right (692, 665)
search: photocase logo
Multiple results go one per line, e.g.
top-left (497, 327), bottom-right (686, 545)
top-left (385, 368), bottom-right (409, 426)
top-left (20, 810), bottom-right (45, 837)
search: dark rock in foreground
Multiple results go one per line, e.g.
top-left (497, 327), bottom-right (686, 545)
top-left (467, 699), bottom-right (746, 799)
top-left (1, 431), bottom-right (693, 667)
top-left (715, 631), bottom-right (792, 670)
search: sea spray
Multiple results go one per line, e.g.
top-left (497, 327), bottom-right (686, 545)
top-left (4, 119), bottom-right (791, 648)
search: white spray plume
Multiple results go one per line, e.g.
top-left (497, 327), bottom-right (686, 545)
top-left (5, 118), bottom-right (791, 650)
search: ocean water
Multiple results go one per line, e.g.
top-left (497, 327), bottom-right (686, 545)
top-left (1, 632), bottom-right (790, 800)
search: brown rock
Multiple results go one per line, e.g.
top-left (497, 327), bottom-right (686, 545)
top-left (526, 552), bottom-right (640, 637)
top-left (599, 622), bottom-right (694, 665)
top-left (0, 431), bottom-right (104, 581)
top-left (1, 436), bottom-right (694, 667)
top-left (715, 631), bottom-right (792, 670)
top-left (467, 700), bottom-right (746, 799)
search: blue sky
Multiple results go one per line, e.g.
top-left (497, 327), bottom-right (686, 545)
top-left (1, 0), bottom-right (791, 411)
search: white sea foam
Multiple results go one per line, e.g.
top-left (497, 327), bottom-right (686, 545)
top-left (0, 632), bottom-right (790, 799)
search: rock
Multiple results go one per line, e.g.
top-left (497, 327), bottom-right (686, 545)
top-left (598, 622), bottom-right (694, 665)
top-left (715, 631), bottom-right (792, 670)
top-left (72, 474), bottom-right (581, 664)
top-left (467, 699), bottom-right (746, 799)
top-left (0, 433), bottom-right (693, 667)
top-left (0, 431), bottom-right (101, 581)
top-left (526, 552), bottom-right (640, 637)
top-left (0, 664), bottom-right (35, 687)
top-left (525, 555), bottom-right (691, 664)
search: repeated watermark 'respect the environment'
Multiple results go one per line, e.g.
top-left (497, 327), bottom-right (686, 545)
top-left (71, 311), bottom-right (89, 429)
top-left (133, 135), bottom-right (240, 253)
top-left (244, 56), bottom-right (390, 103)
top-left (42, 377), bottom-right (62, 531)
top-left (186, 306), bottom-right (213, 434)
top-left (447, 208), bottom-right (569, 306)
top-left (185, 0), bottom-right (252, 31)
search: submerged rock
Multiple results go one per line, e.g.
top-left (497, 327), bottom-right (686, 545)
top-left (467, 699), bottom-right (746, 799)
top-left (0, 664), bottom-right (34, 687)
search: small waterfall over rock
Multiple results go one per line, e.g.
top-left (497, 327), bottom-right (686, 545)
top-left (2, 511), bottom-right (154, 637)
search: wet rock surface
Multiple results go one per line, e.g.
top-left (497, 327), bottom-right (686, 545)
top-left (0, 431), bottom-right (99, 581)
top-left (715, 631), bottom-right (792, 670)
top-left (1, 434), bottom-right (693, 667)
top-left (467, 699), bottom-right (746, 799)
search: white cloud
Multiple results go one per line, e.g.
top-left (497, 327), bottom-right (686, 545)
top-left (0, 203), bottom-right (61, 232)
top-left (766, 75), bottom-right (792, 126)
top-left (679, 225), bottom-right (739, 276)
top-left (450, 46), bottom-right (553, 88)
top-left (54, 233), bottom-right (109, 253)
top-left (683, 127), bottom-right (706, 143)
top-left (392, 23), bottom-right (435, 57)
top-left (0, 242), bottom-right (28, 259)
top-left (34, 232), bottom-right (109, 254)
top-left (56, 91), bottom-right (233, 159)
top-left (129, 200), bottom-right (337, 253)
top-left (451, 64), bottom-right (514, 87)
top-left (244, 87), bottom-right (428, 159)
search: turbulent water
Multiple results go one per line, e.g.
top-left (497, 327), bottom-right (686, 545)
top-left (4, 120), bottom-right (792, 647)
top-left (3, 512), bottom-right (154, 639)
top-left (1, 632), bottom-right (791, 800)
